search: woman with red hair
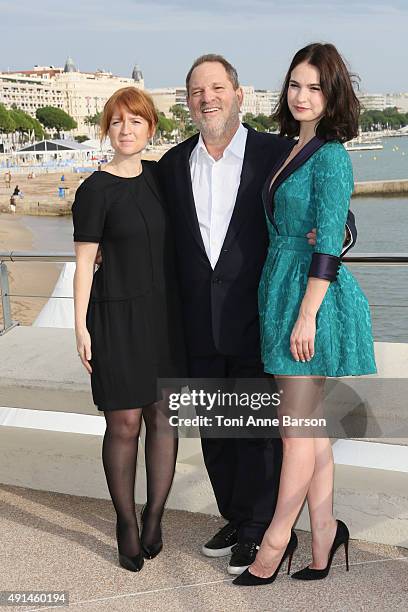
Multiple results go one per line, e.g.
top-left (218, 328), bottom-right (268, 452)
top-left (72, 87), bottom-right (186, 573)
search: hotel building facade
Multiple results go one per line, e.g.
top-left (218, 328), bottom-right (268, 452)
top-left (0, 58), bottom-right (144, 136)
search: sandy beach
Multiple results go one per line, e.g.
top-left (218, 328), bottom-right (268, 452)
top-left (0, 214), bottom-right (61, 326)
top-left (0, 155), bottom-right (163, 216)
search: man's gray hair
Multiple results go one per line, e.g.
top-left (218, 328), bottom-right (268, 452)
top-left (186, 54), bottom-right (240, 94)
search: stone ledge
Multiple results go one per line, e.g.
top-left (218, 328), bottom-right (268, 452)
top-left (0, 426), bottom-right (407, 548)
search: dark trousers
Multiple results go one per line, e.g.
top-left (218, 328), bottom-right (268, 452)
top-left (188, 353), bottom-right (283, 543)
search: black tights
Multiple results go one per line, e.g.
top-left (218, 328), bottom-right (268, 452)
top-left (102, 392), bottom-right (178, 557)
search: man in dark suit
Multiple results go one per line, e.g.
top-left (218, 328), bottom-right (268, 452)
top-left (158, 54), bottom-right (357, 574)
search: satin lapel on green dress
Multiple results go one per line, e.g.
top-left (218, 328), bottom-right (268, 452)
top-left (263, 136), bottom-right (326, 232)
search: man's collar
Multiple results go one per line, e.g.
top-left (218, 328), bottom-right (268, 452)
top-left (196, 123), bottom-right (248, 161)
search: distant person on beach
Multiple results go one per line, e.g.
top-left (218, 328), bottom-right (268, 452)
top-left (12, 185), bottom-right (20, 197)
top-left (9, 195), bottom-right (16, 214)
top-left (72, 86), bottom-right (186, 573)
top-left (60, 174), bottom-right (65, 182)
top-left (4, 171), bottom-right (11, 188)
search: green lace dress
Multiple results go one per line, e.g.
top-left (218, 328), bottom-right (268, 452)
top-left (258, 138), bottom-right (377, 377)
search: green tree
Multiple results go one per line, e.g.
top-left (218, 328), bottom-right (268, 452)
top-left (359, 111), bottom-right (374, 131)
top-left (85, 112), bottom-right (102, 127)
top-left (255, 113), bottom-right (275, 131)
top-left (359, 108), bottom-right (408, 131)
top-left (9, 107), bottom-right (44, 142)
top-left (383, 107), bottom-right (405, 129)
top-left (156, 112), bottom-right (177, 140)
top-left (243, 112), bottom-right (261, 131)
top-left (170, 104), bottom-right (189, 124)
top-left (84, 112), bottom-right (102, 138)
top-left (242, 113), bottom-right (278, 133)
top-left (75, 135), bottom-right (89, 143)
top-left (10, 107), bottom-right (33, 134)
top-left (36, 106), bottom-right (77, 136)
top-left (30, 116), bottom-right (44, 139)
top-left (0, 104), bottom-right (15, 133)
top-left (170, 104), bottom-right (196, 140)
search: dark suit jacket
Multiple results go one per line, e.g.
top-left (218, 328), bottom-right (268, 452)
top-left (158, 126), bottom-right (357, 358)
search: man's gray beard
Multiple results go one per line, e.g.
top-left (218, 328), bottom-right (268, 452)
top-left (192, 101), bottom-right (241, 141)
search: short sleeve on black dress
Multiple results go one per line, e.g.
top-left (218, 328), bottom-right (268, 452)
top-left (72, 184), bottom-right (106, 243)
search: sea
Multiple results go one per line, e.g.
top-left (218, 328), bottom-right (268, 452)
top-left (18, 136), bottom-right (408, 343)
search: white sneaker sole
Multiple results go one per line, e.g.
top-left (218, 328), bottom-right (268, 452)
top-left (227, 564), bottom-right (250, 575)
top-left (201, 544), bottom-right (235, 558)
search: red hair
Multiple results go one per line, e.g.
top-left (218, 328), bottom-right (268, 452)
top-left (100, 87), bottom-right (158, 139)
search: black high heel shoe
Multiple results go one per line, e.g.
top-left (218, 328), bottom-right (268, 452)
top-left (140, 504), bottom-right (163, 560)
top-left (291, 519), bottom-right (349, 580)
top-left (232, 531), bottom-right (298, 586)
top-left (116, 523), bottom-right (144, 572)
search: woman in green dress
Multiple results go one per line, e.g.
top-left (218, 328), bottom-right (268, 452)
top-left (234, 43), bottom-right (376, 586)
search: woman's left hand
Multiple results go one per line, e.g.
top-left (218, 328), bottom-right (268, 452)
top-left (290, 312), bottom-right (316, 362)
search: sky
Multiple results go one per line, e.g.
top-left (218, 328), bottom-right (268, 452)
top-left (0, 0), bottom-right (407, 93)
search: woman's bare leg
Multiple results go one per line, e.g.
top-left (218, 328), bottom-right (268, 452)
top-left (249, 376), bottom-right (325, 578)
top-left (306, 436), bottom-right (337, 568)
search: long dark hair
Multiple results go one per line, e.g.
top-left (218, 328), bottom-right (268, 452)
top-left (273, 43), bottom-right (360, 142)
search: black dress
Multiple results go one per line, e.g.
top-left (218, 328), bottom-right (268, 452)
top-left (72, 161), bottom-right (186, 410)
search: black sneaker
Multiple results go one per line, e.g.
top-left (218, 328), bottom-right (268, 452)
top-left (227, 541), bottom-right (259, 575)
top-left (201, 523), bottom-right (239, 557)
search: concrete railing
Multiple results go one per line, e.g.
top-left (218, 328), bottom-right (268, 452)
top-left (1, 251), bottom-right (408, 335)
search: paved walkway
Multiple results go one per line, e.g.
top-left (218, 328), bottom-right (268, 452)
top-left (1, 484), bottom-right (407, 612)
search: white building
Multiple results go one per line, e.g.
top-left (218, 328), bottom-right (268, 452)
top-left (385, 93), bottom-right (408, 112)
top-left (255, 90), bottom-right (280, 116)
top-left (357, 92), bottom-right (408, 113)
top-left (241, 85), bottom-right (257, 116)
top-left (149, 87), bottom-right (187, 117)
top-left (240, 87), bottom-right (280, 117)
top-left (0, 71), bottom-right (65, 116)
top-left (358, 93), bottom-right (387, 111)
top-left (0, 59), bottom-right (144, 136)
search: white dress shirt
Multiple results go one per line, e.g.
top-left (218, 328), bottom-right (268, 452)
top-left (189, 123), bottom-right (248, 269)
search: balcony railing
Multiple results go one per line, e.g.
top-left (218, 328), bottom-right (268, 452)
top-left (1, 251), bottom-right (408, 335)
